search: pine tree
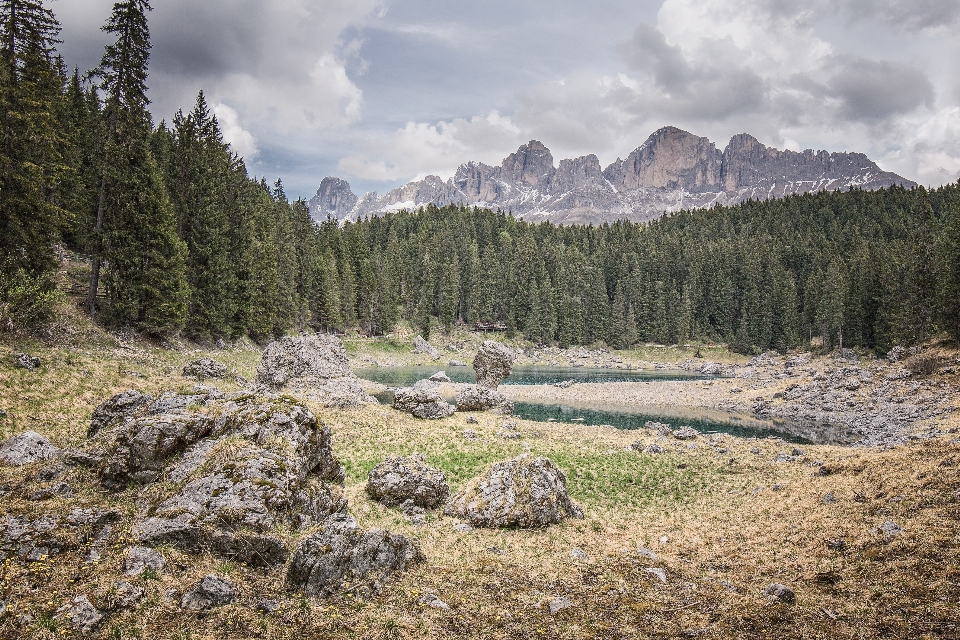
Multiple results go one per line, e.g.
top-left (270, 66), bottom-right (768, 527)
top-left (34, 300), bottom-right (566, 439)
top-left (88, 0), bottom-right (188, 331)
top-left (0, 0), bottom-right (64, 279)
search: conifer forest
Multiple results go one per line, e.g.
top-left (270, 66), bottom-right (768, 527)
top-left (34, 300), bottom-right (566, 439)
top-left (2, 0), bottom-right (959, 355)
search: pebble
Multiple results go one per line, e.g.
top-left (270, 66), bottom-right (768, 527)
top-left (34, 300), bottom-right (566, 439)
top-left (548, 597), bottom-right (573, 615)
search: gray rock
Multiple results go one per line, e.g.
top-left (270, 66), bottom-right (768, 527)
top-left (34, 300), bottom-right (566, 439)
top-left (413, 335), bottom-right (441, 360)
top-left (182, 358), bottom-right (227, 379)
top-left (636, 547), bottom-right (658, 559)
top-left (420, 593), bottom-right (450, 610)
top-left (455, 385), bottom-right (512, 412)
top-left (181, 575), bottom-right (237, 610)
top-left (822, 492), bottom-right (836, 504)
top-left (554, 380), bottom-right (576, 389)
top-left (366, 454), bottom-right (450, 509)
top-left (569, 547), bottom-right (588, 560)
top-left (549, 596), bottom-right (573, 615)
top-left (448, 360), bottom-right (468, 367)
top-left (111, 580), bottom-right (144, 609)
top-left (700, 362), bottom-right (722, 375)
top-left (284, 514), bottom-right (422, 598)
top-left (256, 599), bottom-right (283, 613)
top-left (0, 431), bottom-right (59, 466)
top-left (887, 346), bottom-right (906, 362)
top-left (645, 421), bottom-right (673, 436)
top-left (14, 353), bottom-right (40, 370)
top-left (772, 453), bottom-right (797, 463)
top-left (115, 391), bottom-right (345, 565)
top-left (444, 454), bottom-right (584, 528)
top-left (463, 429), bottom-right (478, 439)
top-left (473, 341), bottom-right (515, 389)
top-left (393, 385), bottom-right (454, 419)
top-left (791, 447), bottom-right (806, 457)
top-left (452, 523), bottom-right (473, 533)
top-left (672, 426), bottom-right (699, 440)
top-left (428, 371), bottom-right (451, 383)
top-left (253, 335), bottom-right (373, 407)
top-left (123, 546), bottom-right (165, 576)
top-left (56, 595), bottom-right (102, 634)
top-left (880, 520), bottom-right (903, 539)
top-left (644, 568), bottom-right (667, 584)
top-left (643, 444), bottom-right (664, 454)
top-left (765, 583), bottom-right (795, 603)
top-left (466, 415), bottom-right (479, 424)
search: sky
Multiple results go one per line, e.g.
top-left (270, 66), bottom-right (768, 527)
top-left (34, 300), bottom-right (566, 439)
top-left (55, 0), bottom-right (960, 200)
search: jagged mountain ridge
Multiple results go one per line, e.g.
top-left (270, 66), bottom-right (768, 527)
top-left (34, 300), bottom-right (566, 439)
top-left (310, 126), bottom-right (915, 225)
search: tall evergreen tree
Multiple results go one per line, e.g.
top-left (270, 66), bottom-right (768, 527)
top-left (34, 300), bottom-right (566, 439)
top-left (87, 0), bottom-right (187, 331)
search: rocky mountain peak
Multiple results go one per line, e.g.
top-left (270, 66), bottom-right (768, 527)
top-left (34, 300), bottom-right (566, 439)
top-left (308, 127), bottom-right (916, 225)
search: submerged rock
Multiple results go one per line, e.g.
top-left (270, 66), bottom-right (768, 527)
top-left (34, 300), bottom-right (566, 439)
top-left (473, 341), bottom-right (515, 389)
top-left (285, 514), bottom-right (422, 598)
top-left (0, 431), bottom-right (59, 466)
top-left (366, 454), bottom-right (450, 509)
top-left (445, 454), bottom-right (584, 528)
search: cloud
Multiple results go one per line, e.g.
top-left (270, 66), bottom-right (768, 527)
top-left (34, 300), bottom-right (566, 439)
top-left (827, 58), bottom-right (935, 121)
top-left (212, 103), bottom-right (259, 160)
top-left (338, 111), bottom-right (524, 182)
top-left (841, 0), bottom-right (960, 31)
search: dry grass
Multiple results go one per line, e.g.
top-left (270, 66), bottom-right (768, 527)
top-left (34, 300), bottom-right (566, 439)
top-left (0, 314), bottom-right (958, 638)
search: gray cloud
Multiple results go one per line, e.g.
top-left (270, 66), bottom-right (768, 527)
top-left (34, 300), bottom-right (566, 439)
top-left (843, 0), bottom-right (960, 31)
top-left (827, 58), bottom-right (935, 121)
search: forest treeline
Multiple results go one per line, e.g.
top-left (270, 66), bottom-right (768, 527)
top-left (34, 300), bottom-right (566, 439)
top-left (2, 0), bottom-right (959, 354)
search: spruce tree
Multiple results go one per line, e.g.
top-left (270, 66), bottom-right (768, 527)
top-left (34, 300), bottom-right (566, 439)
top-left (87, 0), bottom-right (188, 331)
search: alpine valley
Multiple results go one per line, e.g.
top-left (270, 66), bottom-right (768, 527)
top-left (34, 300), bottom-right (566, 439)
top-left (309, 126), bottom-right (915, 225)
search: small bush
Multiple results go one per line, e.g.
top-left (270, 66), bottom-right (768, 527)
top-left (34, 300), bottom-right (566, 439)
top-left (904, 352), bottom-right (941, 376)
top-left (0, 267), bottom-right (62, 333)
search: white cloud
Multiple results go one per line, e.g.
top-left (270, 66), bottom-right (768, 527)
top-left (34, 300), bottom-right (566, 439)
top-left (338, 111), bottom-right (524, 182)
top-left (212, 103), bottom-right (259, 160)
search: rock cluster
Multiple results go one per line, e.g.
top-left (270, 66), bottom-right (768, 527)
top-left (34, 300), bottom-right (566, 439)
top-left (366, 454), bottom-right (450, 508)
top-left (445, 454), bottom-right (583, 528)
top-left (473, 340), bottom-right (515, 389)
top-left (413, 336), bottom-right (441, 360)
top-left (253, 335), bottom-right (373, 408)
top-left (392, 380), bottom-right (455, 419)
top-left (14, 353), bottom-right (40, 370)
top-left (87, 387), bottom-right (347, 566)
top-left (182, 358), bottom-right (227, 379)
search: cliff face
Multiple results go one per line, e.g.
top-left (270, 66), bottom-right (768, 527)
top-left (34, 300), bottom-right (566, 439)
top-left (308, 127), bottom-right (915, 225)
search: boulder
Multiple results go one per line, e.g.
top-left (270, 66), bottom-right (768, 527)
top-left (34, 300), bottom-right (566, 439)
top-left (181, 575), bottom-right (237, 610)
top-left (14, 353), bottom-right (40, 370)
top-left (0, 431), bottom-right (58, 466)
top-left (88, 390), bottom-right (153, 438)
top-left (645, 421), bottom-right (673, 436)
top-left (285, 514), bottom-right (422, 598)
top-left (55, 595), bottom-right (101, 634)
top-left (455, 385), bottom-right (512, 413)
top-left (366, 454), bottom-right (450, 509)
top-left (473, 341), bottom-right (515, 389)
top-left (444, 454), bottom-right (584, 528)
top-left (123, 546), bottom-right (165, 576)
top-left (700, 362), bottom-right (722, 375)
top-left (765, 583), bottom-right (795, 603)
top-left (413, 335), bottom-right (441, 360)
top-left (182, 358), bottom-right (227, 379)
top-left (672, 426), bottom-right (699, 440)
top-left (253, 334), bottom-right (373, 408)
top-left (429, 371), bottom-right (451, 383)
top-left (393, 382), bottom-right (455, 420)
top-left (87, 388), bottom-right (346, 566)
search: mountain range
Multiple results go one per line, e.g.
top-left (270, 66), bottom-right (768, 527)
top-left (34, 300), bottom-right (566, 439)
top-left (309, 126), bottom-right (915, 225)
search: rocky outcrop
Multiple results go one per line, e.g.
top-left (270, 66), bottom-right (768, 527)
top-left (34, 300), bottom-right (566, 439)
top-left (285, 514), bottom-right (422, 598)
top-left (366, 454), bottom-right (449, 509)
top-left (455, 385), bottom-right (512, 413)
top-left (254, 335), bottom-right (373, 408)
top-left (473, 340), bottom-right (515, 389)
top-left (309, 128), bottom-right (915, 225)
top-left (444, 454), bottom-right (584, 528)
top-left (0, 431), bottom-right (59, 466)
top-left (182, 358), bottom-right (227, 379)
top-left (182, 575), bottom-right (238, 610)
top-left (87, 387), bottom-right (346, 566)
